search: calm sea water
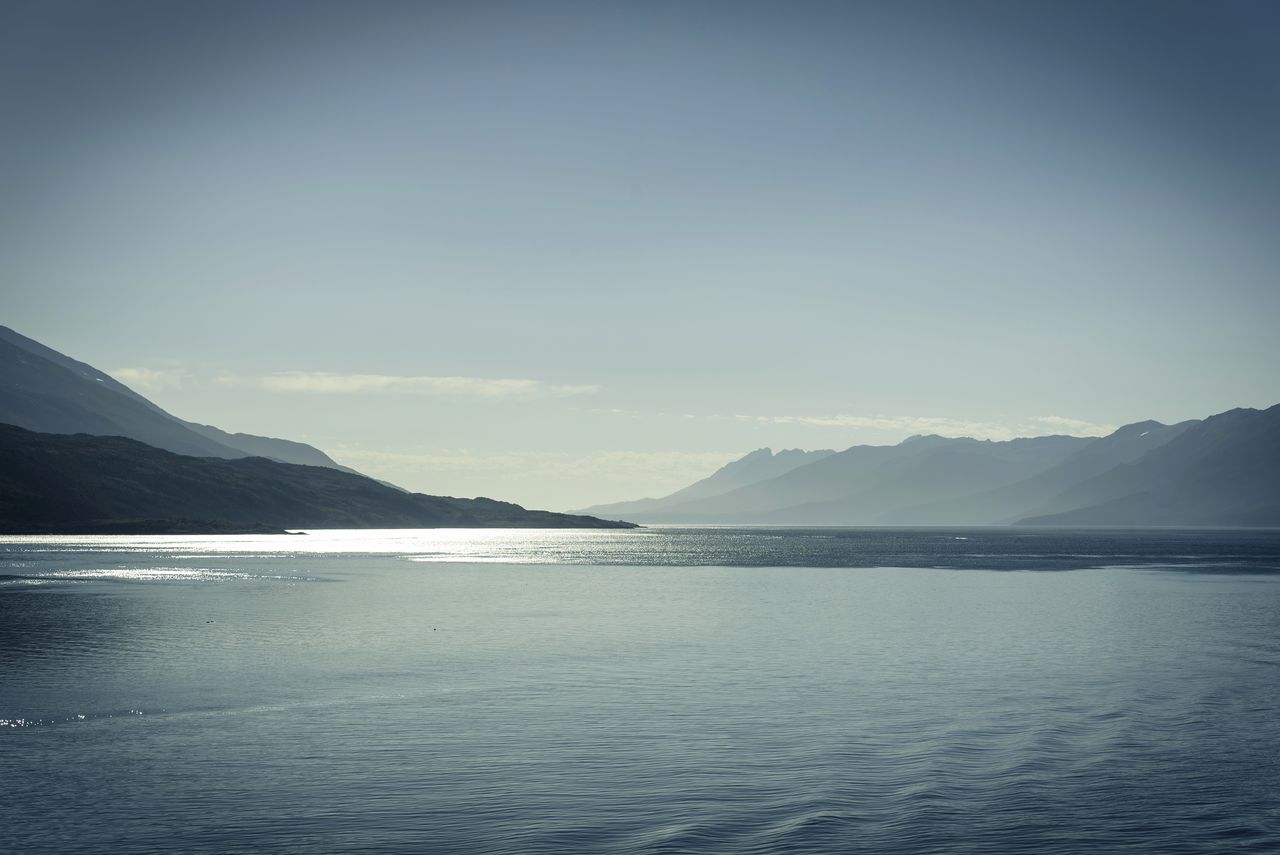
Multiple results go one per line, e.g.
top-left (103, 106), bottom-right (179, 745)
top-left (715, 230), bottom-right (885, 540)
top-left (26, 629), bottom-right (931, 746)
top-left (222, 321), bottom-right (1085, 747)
top-left (3, 527), bottom-right (1279, 854)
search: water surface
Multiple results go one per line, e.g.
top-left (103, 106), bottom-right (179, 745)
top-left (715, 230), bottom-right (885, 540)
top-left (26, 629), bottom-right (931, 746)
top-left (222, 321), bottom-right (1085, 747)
top-left (3, 528), bottom-right (1278, 853)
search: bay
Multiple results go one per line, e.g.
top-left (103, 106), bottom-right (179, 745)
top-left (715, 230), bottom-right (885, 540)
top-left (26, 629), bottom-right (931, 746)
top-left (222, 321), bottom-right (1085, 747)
top-left (3, 527), bottom-right (1279, 854)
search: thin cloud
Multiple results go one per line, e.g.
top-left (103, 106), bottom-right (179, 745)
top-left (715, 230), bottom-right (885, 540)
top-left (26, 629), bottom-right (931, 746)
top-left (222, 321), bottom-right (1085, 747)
top-left (587, 407), bottom-right (1117, 440)
top-left (732, 413), bottom-right (1024, 439)
top-left (219, 372), bottom-right (600, 399)
top-left (733, 413), bottom-right (1116, 440)
top-left (735, 413), bottom-right (1116, 440)
top-left (1027, 415), bottom-right (1116, 436)
top-left (110, 367), bottom-right (186, 391)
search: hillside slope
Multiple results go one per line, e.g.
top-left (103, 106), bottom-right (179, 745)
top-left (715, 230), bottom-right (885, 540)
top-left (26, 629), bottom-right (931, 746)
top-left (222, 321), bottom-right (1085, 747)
top-left (0, 325), bottom-right (359, 473)
top-left (625, 435), bottom-right (1091, 523)
top-left (579, 447), bottom-right (835, 518)
top-left (0, 424), bottom-right (635, 533)
top-left (1017, 406), bottom-right (1280, 527)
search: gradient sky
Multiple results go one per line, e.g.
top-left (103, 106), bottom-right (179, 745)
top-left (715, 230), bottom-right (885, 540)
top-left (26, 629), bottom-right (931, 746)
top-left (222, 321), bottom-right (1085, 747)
top-left (3, 0), bottom-right (1278, 510)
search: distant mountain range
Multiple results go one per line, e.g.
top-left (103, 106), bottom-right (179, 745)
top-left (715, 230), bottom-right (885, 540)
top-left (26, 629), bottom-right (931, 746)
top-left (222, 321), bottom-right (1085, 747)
top-left (586, 447), bottom-right (836, 520)
top-left (0, 327), bottom-right (633, 532)
top-left (6, 325), bottom-right (1275, 531)
top-left (580, 406), bottom-right (1280, 527)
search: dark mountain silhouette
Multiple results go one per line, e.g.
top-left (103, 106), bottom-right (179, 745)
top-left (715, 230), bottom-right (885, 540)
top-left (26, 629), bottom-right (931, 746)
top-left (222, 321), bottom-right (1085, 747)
top-left (579, 447), bottom-right (835, 518)
top-left (0, 325), bottom-right (362, 474)
top-left (593, 406), bottom-right (1279, 527)
top-left (0, 333), bottom-right (243, 459)
top-left (0, 424), bottom-right (635, 533)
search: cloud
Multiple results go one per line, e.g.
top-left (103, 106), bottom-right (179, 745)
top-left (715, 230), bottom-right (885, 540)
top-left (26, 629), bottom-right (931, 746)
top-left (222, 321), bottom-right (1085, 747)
top-left (731, 413), bottom-right (1011, 440)
top-left (1026, 415), bottom-right (1116, 436)
top-left (109, 367), bottom-right (185, 391)
top-left (218, 372), bottom-right (600, 399)
top-left (733, 413), bottom-right (1116, 440)
top-left (587, 407), bottom-right (1116, 441)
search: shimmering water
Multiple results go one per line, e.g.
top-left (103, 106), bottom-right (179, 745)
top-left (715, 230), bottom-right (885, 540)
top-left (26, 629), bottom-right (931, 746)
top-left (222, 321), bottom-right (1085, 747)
top-left (3, 527), bottom-right (1279, 854)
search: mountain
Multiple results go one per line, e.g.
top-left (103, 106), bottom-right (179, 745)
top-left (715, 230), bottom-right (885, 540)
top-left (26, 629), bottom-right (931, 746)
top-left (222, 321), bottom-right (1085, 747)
top-left (0, 332), bottom-right (243, 459)
top-left (1016, 405), bottom-right (1280, 526)
top-left (591, 406), bottom-right (1280, 527)
top-left (0, 424), bottom-right (635, 533)
top-left (773, 436), bottom-right (1092, 525)
top-left (578, 447), bottom-right (835, 518)
top-left (0, 325), bottom-right (361, 473)
top-left (600, 434), bottom-right (1092, 523)
top-left (883, 419), bottom-right (1196, 524)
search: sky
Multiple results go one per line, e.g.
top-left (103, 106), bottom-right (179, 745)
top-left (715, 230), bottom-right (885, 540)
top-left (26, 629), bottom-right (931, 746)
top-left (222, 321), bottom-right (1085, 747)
top-left (3, 0), bottom-right (1278, 510)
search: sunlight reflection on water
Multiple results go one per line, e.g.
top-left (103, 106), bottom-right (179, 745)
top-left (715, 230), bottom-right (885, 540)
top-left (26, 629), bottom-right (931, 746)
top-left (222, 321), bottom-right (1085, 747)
top-left (1, 527), bottom-right (1277, 571)
top-left (2, 528), bottom-right (1279, 854)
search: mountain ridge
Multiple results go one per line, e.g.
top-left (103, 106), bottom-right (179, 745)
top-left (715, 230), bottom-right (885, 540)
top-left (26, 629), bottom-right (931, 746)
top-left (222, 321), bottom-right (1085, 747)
top-left (598, 433), bottom-right (1092, 523)
top-left (0, 325), bottom-right (364, 475)
top-left (588, 406), bottom-right (1280, 527)
top-left (577, 446), bottom-right (835, 517)
top-left (1017, 405), bottom-right (1280, 527)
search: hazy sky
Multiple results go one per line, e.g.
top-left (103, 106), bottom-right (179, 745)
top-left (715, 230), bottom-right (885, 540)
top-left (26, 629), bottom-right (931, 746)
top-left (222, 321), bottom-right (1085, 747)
top-left (3, 0), bottom-right (1278, 510)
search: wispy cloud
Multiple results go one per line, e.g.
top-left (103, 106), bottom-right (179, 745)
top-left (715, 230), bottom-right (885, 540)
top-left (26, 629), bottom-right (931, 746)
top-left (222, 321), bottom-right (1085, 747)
top-left (1026, 415), bottom-right (1116, 435)
top-left (218, 372), bottom-right (600, 399)
top-left (731, 413), bottom-right (1012, 435)
top-left (110, 366), bottom-right (186, 391)
top-left (587, 407), bottom-right (1116, 440)
top-left (732, 413), bottom-right (1114, 440)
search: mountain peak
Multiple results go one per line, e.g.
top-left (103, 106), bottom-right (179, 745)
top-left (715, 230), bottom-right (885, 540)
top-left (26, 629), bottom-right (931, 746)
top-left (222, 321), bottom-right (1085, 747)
top-left (1111, 419), bottom-right (1168, 436)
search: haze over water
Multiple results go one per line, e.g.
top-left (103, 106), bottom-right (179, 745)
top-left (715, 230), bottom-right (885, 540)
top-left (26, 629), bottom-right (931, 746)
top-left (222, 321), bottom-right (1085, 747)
top-left (4, 528), bottom-right (1279, 853)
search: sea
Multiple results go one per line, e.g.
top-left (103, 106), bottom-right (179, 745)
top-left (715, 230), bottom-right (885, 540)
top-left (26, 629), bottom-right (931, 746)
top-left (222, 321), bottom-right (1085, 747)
top-left (3, 527), bottom-right (1279, 854)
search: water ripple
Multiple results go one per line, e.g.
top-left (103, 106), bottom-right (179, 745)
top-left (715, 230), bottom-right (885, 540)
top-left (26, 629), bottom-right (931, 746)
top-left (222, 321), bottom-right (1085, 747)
top-left (3, 532), bottom-right (1279, 853)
